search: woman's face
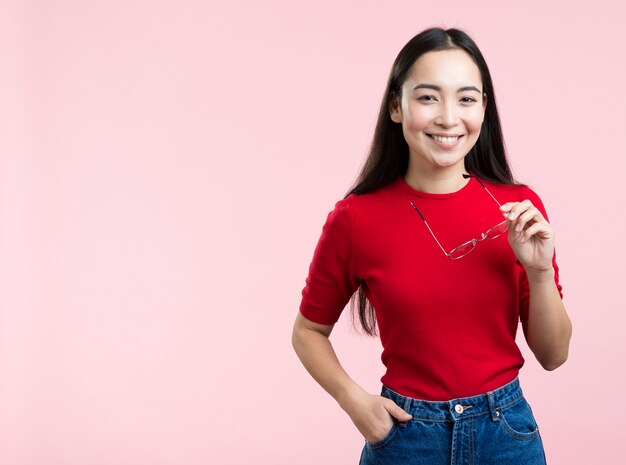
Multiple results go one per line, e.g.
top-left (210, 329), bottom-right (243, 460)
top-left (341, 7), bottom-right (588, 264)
top-left (390, 49), bottom-right (487, 173)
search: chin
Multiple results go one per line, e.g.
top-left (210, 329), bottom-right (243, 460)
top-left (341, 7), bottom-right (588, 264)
top-left (430, 155), bottom-right (466, 169)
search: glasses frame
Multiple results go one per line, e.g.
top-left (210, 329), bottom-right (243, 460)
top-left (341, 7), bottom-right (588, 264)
top-left (408, 175), bottom-right (509, 260)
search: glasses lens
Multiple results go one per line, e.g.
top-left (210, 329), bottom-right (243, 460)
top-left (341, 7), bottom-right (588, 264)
top-left (484, 221), bottom-right (509, 240)
top-left (449, 241), bottom-right (476, 259)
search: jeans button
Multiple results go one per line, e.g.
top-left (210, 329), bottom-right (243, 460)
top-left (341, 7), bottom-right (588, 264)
top-left (454, 404), bottom-right (463, 414)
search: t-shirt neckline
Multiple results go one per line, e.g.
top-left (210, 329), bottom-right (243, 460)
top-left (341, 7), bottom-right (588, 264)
top-left (394, 174), bottom-right (476, 200)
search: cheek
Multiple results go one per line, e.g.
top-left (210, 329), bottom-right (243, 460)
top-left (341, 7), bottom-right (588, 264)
top-left (406, 109), bottom-right (431, 133)
top-left (466, 110), bottom-right (485, 133)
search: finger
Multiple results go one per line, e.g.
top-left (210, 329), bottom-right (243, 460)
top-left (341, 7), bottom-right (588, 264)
top-left (500, 203), bottom-right (518, 221)
top-left (506, 200), bottom-right (533, 221)
top-left (383, 398), bottom-right (413, 421)
top-left (499, 202), bottom-right (514, 212)
top-left (520, 222), bottom-right (553, 243)
top-left (508, 228), bottom-right (523, 245)
top-left (514, 207), bottom-right (544, 233)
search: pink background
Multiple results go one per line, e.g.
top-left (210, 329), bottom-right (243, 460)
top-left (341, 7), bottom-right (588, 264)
top-left (1, 1), bottom-right (624, 464)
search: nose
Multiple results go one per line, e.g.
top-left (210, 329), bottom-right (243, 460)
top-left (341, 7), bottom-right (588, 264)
top-left (435, 100), bottom-right (459, 127)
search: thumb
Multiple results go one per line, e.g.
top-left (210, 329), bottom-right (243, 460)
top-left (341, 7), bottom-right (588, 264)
top-left (383, 399), bottom-right (413, 421)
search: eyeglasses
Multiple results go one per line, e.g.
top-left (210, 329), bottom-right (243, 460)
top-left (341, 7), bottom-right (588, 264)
top-left (408, 175), bottom-right (509, 260)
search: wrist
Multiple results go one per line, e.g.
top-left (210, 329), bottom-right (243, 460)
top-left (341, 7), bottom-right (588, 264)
top-left (337, 382), bottom-right (367, 413)
top-left (525, 266), bottom-right (555, 284)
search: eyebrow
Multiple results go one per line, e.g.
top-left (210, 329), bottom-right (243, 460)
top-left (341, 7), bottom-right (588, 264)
top-left (412, 83), bottom-right (482, 93)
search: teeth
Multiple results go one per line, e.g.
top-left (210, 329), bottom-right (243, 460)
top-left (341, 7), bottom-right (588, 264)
top-left (432, 135), bottom-right (459, 144)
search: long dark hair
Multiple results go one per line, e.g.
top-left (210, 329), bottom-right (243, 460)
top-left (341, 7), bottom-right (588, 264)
top-left (348, 27), bottom-right (519, 336)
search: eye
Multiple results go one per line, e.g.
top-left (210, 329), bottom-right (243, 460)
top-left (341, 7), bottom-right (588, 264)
top-left (461, 97), bottom-right (477, 103)
top-left (417, 95), bottom-right (437, 102)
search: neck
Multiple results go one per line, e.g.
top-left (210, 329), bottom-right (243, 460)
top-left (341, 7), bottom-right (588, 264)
top-left (404, 164), bottom-right (470, 194)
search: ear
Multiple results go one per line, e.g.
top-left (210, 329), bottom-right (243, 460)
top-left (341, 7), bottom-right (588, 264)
top-left (389, 92), bottom-right (402, 123)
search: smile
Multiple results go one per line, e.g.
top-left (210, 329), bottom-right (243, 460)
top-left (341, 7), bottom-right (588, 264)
top-left (429, 134), bottom-right (461, 143)
top-left (427, 134), bottom-right (463, 147)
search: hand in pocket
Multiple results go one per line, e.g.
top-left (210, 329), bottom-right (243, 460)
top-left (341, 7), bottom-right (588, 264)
top-left (342, 389), bottom-right (412, 443)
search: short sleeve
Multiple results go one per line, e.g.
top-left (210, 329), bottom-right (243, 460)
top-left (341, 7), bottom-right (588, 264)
top-left (299, 196), bottom-right (360, 325)
top-left (518, 187), bottom-right (564, 323)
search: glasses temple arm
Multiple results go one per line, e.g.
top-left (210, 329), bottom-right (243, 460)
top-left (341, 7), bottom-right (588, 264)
top-left (409, 201), bottom-right (450, 257)
top-left (463, 174), bottom-right (503, 207)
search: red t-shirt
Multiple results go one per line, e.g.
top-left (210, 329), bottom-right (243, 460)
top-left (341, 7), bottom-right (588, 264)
top-left (299, 174), bottom-right (563, 401)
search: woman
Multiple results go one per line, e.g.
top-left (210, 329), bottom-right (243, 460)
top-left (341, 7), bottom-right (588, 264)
top-left (291, 27), bottom-right (572, 465)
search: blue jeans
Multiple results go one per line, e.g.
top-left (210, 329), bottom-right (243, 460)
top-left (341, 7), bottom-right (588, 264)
top-left (358, 376), bottom-right (547, 465)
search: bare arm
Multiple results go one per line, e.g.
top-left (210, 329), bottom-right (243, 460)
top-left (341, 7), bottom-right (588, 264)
top-left (291, 312), bottom-right (412, 442)
top-left (291, 312), bottom-right (362, 405)
top-left (499, 199), bottom-right (573, 371)
top-left (522, 269), bottom-right (572, 370)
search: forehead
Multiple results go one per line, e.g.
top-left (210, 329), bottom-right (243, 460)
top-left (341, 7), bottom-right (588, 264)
top-left (405, 49), bottom-right (482, 88)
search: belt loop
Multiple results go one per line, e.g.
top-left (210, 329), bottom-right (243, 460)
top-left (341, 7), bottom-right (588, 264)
top-left (397, 396), bottom-right (411, 428)
top-left (487, 391), bottom-right (499, 422)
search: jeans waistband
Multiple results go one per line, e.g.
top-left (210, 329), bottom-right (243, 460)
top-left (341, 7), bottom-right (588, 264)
top-left (381, 376), bottom-right (524, 423)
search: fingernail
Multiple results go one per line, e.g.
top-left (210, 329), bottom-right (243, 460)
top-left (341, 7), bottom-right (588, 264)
top-left (515, 224), bottom-right (522, 232)
top-left (509, 212), bottom-right (516, 220)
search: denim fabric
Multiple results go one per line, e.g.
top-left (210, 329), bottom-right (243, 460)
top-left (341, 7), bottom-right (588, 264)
top-left (358, 376), bottom-right (547, 465)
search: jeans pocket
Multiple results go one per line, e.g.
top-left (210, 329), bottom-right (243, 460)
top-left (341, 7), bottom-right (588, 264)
top-left (499, 397), bottom-right (540, 440)
top-left (365, 420), bottom-right (400, 450)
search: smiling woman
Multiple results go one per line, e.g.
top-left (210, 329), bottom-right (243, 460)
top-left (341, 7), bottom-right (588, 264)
top-left (292, 26), bottom-right (571, 465)
top-left (390, 49), bottom-right (488, 183)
